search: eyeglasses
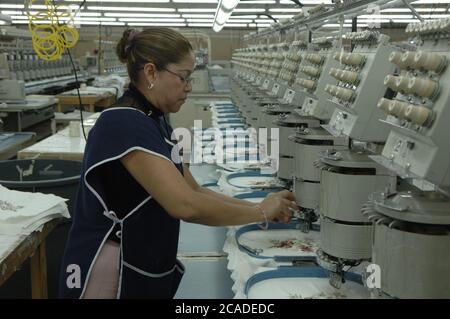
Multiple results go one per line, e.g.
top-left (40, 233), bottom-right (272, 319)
top-left (162, 68), bottom-right (193, 85)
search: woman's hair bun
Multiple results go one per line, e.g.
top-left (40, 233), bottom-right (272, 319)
top-left (116, 29), bottom-right (138, 63)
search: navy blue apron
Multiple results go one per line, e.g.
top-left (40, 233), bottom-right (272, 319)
top-left (59, 86), bottom-right (185, 299)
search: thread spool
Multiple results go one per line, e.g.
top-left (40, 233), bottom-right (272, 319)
top-left (414, 51), bottom-right (447, 73)
top-left (389, 51), bottom-right (408, 69)
top-left (388, 100), bottom-right (409, 119)
top-left (407, 77), bottom-right (439, 99)
top-left (306, 54), bottom-right (323, 64)
top-left (335, 87), bottom-right (355, 101)
top-left (305, 66), bottom-right (320, 77)
top-left (302, 79), bottom-right (316, 90)
top-left (400, 51), bottom-right (417, 68)
top-left (377, 98), bottom-right (392, 113)
top-left (343, 53), bottom-right (365, 66)
top-left (404, 105), bottom-right (433, 126)
top-left (334, 51), bottom-right (343, 62)
top-left (384, 75), bottom-right (399, 91)
top-left (341, 70), bottom-right (359, 84)
top-left (396, 76), bottom-right (412, 93)
top-left (329, 68), bottom-right (339, 77)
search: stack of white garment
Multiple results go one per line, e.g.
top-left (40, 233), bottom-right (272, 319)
top-left (0, 185), bottom-right (70, 262)
top-left (92, 74), bottom-right (128, 98)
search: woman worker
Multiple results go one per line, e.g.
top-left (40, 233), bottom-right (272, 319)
top-left (59, 27), bottom-right (296, 299)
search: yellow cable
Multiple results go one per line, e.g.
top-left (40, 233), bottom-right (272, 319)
top-left (26, 0), bottom-right (79, 61)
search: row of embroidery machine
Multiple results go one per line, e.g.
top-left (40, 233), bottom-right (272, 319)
top-left (197, 19), bottom-right (450, 299)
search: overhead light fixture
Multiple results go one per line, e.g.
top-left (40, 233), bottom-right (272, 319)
top-left (174, 0), bottom-right (218, 3)
top-left (188, 23), bottom-right (214, 27)
top-left (104, 13), bottom-right (180, 17)
top-left (67, 0), bottom-right (169, 2)
top-left (87, 6), bottom-right (175, 12)
top-left (213, 0), bottom-right (240, 32)
top-left (182, 14), bottom-right (215, 18)
top-left (178, 9), bottom-right (217, 12)
top-left (127, 22), bottom-right (186, 26)
top-left (119, 18), bottom-right (185, 22)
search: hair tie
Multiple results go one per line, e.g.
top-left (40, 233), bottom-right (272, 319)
top-left (124, 29), bottom-right (139, 55)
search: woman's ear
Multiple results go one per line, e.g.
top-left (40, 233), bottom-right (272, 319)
top-left (143, 62), bottom-right (158, 82)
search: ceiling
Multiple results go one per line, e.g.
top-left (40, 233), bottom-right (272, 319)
top-left (0, 0), bottom-right (449, 30)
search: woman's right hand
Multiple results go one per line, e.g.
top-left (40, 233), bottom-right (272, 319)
top-left (258, 190), bottom-right (297, 224)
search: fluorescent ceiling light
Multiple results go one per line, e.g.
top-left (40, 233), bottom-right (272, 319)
top-left (178, 9), bottom-right (217, 12)
top-left (186, 19), bottom-right (214, 22)
top-left (11, 11), bottom-right (100, 17)
top-left (269, 8), bottom-right (303, 12)
top-left (243, 1), bottom-right (275, 3)
top-left (71, 17), bottom-right (118, 21)
top-left (1, 10), bottom-right (22, 15)
top-left (272, 15), bottom-right (294, 18)
top-left (188, 23), bottom-right (213, 27)
top-left (11, 20), bottom-right (125, 25)
top-left (64, 0), bottom-right (170, 3)
top-left (119, 18), bottom-right (185, 22)
top-left (322, 23), bottom-right (368, 27)
top-left (224, 23), bottom-right (247, 27)
top-left (127, 22), bottom-right (186, 26)
top-left (10, 16), bottom-right (28, 20)
top-left (88, 6), bottom-right (175, 12)
top-left (67, 0), bottom-right (169, 2)
top-left (0, 5), bottom-right (24, 9)
top-left (222, 19), bottom-right (252, 22)
top-left (359, 14), bottom-right (413, 18)
top-left (28, 5), bottom-right (79, 10)
top-left (254, 19), bottom-right (275, 23)
top-left (381, 8), bottom-right (447, 12)
top-left (414, 0), bottom-right (450, 3)
top-left (182, 14), bottom-right (215, 18)
top-left (234, 8), bottom-right (265, 12)
top-left (105, 13), bottom-right (180, 17)
top-left (280, 0), bottom-right (332, 3)
top-left (174, 0), bottom-right (218, 2)
top-left (13, 20), bottom-right (48, 24)
top-left (230, 15), bottom-right (257, 18)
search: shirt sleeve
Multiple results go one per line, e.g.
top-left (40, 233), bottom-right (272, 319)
top-left (85, 108), bottom-right (171, 165)
top-left (82, 108), bottom-right (173, 212)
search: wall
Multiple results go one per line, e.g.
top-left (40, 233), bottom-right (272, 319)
top-left (12, 25), bottom-right (408, 61)
top-left (71, 26), bottom-right (249, 61)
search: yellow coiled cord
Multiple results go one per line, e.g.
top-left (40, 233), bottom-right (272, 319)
top-left (26, 0), bottom-right (79, 61)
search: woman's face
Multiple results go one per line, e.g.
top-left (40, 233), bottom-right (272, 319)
top-left (152, 51), bottom-right (195, 113)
